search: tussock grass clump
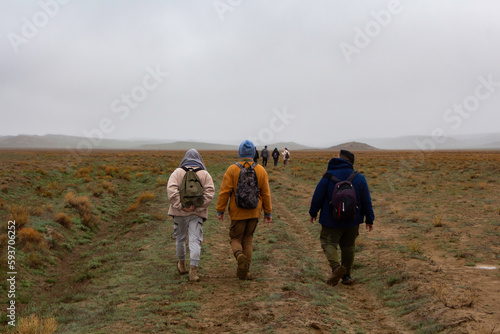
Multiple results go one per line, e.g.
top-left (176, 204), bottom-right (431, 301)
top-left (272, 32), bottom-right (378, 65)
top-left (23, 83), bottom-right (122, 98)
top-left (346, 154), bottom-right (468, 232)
top-left (156, 177), bottom-right (169, 186)
top-left (103, 165), bottom-right (119, 176)
top-left (137, 191), bottom-right (155, 204)
top-left (75, 167), bottom-right (92, 178)
top-left (126, 191), bottom-right (156, 213)
top-left (9, 205), bottom-right (30, 228)
top-left (433, 215), bottom-right (443, 227)
top-left (29, 206), bottom-right (45, 217)
top-left (54, 212), bottom-right (73, 228)
top-left (432, 284), bottom-right (477, 309)
top-left (408, 241), bottom-right (423, 254)
top-left (101, 180), bottom-right (116, 194)
top-left (15, 313), bottom-right (58, 334)
top-left (18, 227), bottom-right (44, 246)
top-left (64, 192), bottom-right (99, 229)
top-left (64, 192), bottom-right (92, 216)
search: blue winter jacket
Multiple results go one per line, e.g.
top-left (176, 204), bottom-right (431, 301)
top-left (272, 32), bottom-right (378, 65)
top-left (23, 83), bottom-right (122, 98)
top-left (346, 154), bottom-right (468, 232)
top-left (309, 158), bottom-right (375, 229)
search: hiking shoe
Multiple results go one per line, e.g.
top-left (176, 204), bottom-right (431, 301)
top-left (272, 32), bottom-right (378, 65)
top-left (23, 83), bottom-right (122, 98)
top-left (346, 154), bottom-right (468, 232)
top-left (341, 275), bottom-right (354, 285)
top-left (326, 265), bottom-right (346, 287)
top-left (236, 253), bottom-right (249, 280)
top-left (245, 272), bottom-right (253, 280)
top-left (189, 266), bottom-right (200, 282)
top-left (177, 261), bottom-right (188, 275)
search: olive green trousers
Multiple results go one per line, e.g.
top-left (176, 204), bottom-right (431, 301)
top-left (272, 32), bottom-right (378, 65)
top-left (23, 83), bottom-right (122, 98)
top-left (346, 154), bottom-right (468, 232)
top-left (320, 225), bottom-right (359, 275)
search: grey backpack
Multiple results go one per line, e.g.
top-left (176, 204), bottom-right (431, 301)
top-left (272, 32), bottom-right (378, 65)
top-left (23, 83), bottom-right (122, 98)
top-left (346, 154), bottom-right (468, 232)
top-left (234, 162), bottom-right (260, 209)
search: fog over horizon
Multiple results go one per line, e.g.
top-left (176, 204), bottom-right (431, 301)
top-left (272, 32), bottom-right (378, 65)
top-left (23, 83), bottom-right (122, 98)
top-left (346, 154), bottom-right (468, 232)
top-left (1, 1), bottom-right (500, 147)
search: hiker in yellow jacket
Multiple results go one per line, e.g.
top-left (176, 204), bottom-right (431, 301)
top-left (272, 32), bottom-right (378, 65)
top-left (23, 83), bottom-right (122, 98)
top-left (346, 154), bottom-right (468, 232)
top-left (216, 140), bottom-right (272, 280)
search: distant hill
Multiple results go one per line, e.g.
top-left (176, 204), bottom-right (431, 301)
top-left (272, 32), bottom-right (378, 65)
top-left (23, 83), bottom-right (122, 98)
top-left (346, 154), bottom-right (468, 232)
top-left (360, 133), bottom-right (500, 150)
top-left (139, 141), bottom-right (238, 151)
top-left (324, 141), bottom-right (378, 151)
top-left (0, 135), bottom-right (313, 151)
top-left (262, 142), bottom-right (315, 151)
top-left (0, 134), bottom-right (161, 149)
top-left (1, 134), bottom-right (498, 151)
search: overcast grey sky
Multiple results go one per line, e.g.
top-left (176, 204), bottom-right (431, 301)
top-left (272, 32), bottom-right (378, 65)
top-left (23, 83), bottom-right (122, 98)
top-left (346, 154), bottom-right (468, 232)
top-left (1, 0), bottom-right (499, 147)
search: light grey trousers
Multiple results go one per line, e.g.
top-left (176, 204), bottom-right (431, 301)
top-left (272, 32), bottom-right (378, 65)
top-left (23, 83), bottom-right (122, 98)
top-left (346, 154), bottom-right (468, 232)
top-left (173, 215), bottom-right (203, 267)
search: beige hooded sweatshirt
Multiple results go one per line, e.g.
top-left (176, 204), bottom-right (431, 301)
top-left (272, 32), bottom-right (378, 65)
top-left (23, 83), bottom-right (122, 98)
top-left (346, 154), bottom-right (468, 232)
top-left (167, 149), bottom-right (215, 220)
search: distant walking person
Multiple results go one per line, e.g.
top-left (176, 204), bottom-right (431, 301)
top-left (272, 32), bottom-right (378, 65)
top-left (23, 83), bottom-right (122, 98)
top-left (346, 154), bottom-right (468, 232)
top-left (261, 146), bottom-right (269, 167)
top-left (254, 148), bottom-right (259, 164)
top-left (309, 150), bottom-right (374, 286)
top-left (167, 149), bottom-right (215, 282)
top-left (282, 148), bottom-right (290, 166)
top-left (216, 140), bottom-right (272, 280)
top-left (272, 148), bottom-right (280, 167)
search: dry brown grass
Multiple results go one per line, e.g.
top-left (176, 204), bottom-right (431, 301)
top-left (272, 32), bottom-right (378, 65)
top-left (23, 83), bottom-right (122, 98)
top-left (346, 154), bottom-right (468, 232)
top-left (64, 192), bottom-right (92, 216)
top-left (29, 206), bottom-right (45, 217)
top-left (15, 313), bottom-right (58, 334)
top-left (432, 284), bottom-right (477, 309)
top-left (101, 180), bottom-right (116, 194)
top-left (408, 241), bottom-right (423, 254)
top-left (432, 214), bottom-right (443, 227)
top-left (103, 165), bottom-right (119, 176)
top-left (126, 191), bottom-right (156, 213)
top-left (54, 212), bottom-right (73, 228)
top-left (9, 205), bottom-right (30, 228)
top-left (137, 191), bottom-right (155, 204)
top-left (64, 192), bottom-right (99, 229)
top-left (156, 177), bottom-right (169, 186)
top-left (75, 167), bottom-right (92, 178)
top-left (18, 228), bottom-right (44, 246)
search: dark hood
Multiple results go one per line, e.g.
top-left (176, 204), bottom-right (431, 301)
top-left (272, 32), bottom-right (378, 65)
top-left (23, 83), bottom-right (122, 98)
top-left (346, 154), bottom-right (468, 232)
top-left (327, 158), bottom-right (353, 171)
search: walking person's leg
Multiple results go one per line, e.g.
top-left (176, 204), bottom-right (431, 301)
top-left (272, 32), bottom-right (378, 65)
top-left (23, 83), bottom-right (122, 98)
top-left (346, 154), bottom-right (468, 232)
top-left (173, 216), bottom-right (189, 275)
top-left (187, 215), bottom-right (203, 282)
top-left (240, 218), bottom-right (258, 279)
top-left (229, 219), bottom-right (251, 280)
top-left (320, 226), bottom-right (346, 286)
top-left (339, 225), bottom-right (359, 285)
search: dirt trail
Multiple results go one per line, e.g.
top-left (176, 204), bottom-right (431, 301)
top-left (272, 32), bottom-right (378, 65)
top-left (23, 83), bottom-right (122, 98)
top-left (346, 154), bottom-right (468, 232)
top-left (272, 195), bottom-right (408, 334)
top-left (175, 171), bottom-right (409, 334)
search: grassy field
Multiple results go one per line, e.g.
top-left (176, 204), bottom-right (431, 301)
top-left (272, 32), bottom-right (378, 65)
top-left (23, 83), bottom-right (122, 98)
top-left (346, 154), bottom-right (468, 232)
top-left (0, 149), bottom-right (499, 334)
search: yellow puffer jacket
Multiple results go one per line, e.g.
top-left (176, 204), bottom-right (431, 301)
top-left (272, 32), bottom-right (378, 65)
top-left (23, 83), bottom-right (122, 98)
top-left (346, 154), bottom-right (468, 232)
top-left (216, 158), bottom-right (272, 220)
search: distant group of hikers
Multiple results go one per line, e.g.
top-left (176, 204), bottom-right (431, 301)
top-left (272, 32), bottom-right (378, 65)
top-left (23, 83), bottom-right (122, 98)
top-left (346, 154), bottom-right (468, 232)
top-left (167, 140), bottom-right (374, 286)
top-left (253, 146), bottom-right (290, 167)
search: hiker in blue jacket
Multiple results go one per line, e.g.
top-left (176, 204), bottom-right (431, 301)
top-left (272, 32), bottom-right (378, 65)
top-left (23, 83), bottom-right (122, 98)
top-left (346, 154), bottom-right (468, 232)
top-left (309, 150), bottom-right (374, 286)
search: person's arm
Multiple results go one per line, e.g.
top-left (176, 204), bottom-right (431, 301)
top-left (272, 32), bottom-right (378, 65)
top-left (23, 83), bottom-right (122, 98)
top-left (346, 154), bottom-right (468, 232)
top-left (259, 168), bottom-right (272, 223)
top-left (195, 171), bottom-right (215, 209)
top-left (309, 178), bottom-right (328, 223)
top-left (359, 176), bottom-right (375, 230)
top-left (215, 166), bottom-right (234, 217)
top-left (167, 168), bottom-right (183, 210)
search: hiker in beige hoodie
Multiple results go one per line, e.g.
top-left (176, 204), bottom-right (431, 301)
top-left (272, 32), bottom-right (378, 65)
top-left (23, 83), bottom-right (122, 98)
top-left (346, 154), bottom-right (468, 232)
top-left (167, 149), bottom-right (215, 282)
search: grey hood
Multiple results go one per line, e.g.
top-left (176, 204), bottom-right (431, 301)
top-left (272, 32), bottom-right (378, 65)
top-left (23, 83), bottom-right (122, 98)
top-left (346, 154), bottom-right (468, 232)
top-left (179, 149), bottom-right (206, 170)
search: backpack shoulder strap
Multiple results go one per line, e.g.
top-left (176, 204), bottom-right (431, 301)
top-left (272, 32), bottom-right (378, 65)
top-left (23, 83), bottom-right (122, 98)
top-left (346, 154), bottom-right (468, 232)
top-left (250, 162), bottom-right (257, 169)
top-left (237, 162), bottom-right (254, 169)
top-left (346, 171), bottom-right (359, 182)
top-left (323, 173), bottom-right (341, 183)
top-left (181, 166), bottom-right (202, 173)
